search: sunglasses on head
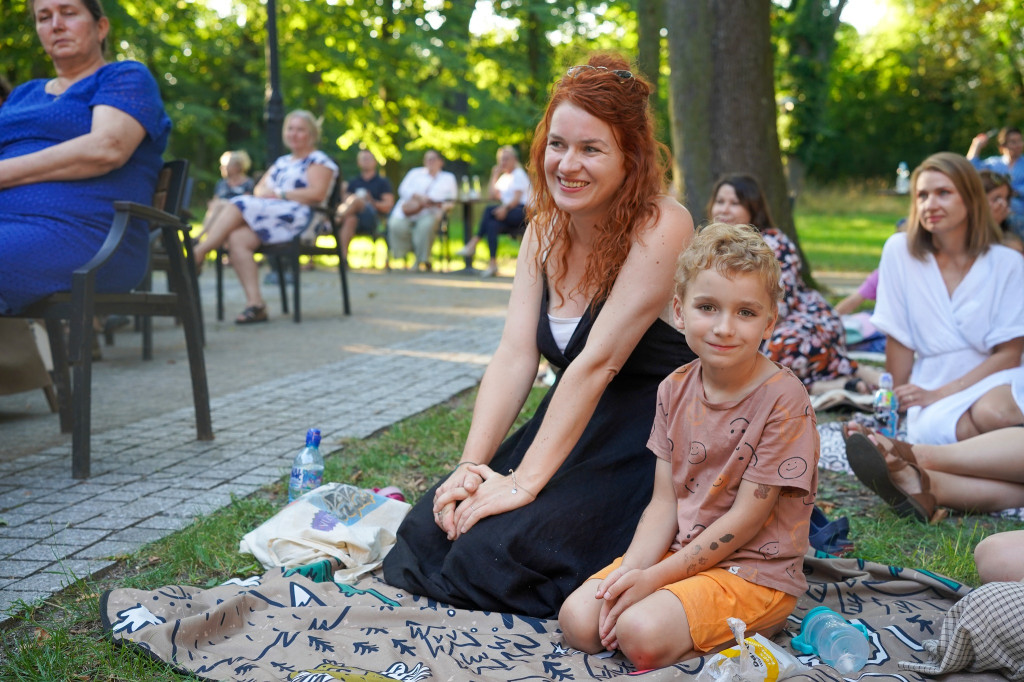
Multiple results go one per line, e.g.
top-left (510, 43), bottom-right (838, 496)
top-left (566, 65), bottom-right (634, 80)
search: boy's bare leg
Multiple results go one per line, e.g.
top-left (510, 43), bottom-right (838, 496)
top-left (559, 578), bottom-right (606, 654)
top-left (615, 591), bottom-right (697, 669)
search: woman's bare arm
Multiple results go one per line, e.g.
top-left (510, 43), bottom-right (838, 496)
top-left (0, 105), bottom-right (145, 189)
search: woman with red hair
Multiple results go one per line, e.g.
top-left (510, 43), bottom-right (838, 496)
top-left (384, 54), bottom-right (696, 617)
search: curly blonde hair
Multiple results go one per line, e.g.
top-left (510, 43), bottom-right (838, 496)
top-left (675, 222), bottom-right (782, 315)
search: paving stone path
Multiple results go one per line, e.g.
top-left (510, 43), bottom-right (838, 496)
top-left (0, 268), bottom-right (508, 625)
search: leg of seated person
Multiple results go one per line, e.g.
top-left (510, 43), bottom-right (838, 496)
top-left (339, 213), bottom-right (360, 264)
top-left (411, 211), bottom-right (440, 268)
top-left (955, 385), bottom-right (1024, 440)
top-left (926, 469), bottom-right (1024, 513)
top-left (974, 530), bottom-right (1024, 583)
top-left (913, 427), bottom-right (1024, 482)
top-left (558, 579), bottom-right (606, 654)
top-left (196, 198), bottom-right (229, 242)
top-left (481, 206), bottom-right (502, 266)
top-left (388, 213), bottom-right (414, 264)
top-left (194, 202), bottom-right (248, 263)
top-left (226, 228), bottom-right (266, 309)
top-left (615, 592), bottom-right (696, 669)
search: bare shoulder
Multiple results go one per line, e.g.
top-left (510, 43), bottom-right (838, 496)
top-left (630, 195), bottom-right (694, 261)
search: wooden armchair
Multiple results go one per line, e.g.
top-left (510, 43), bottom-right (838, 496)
top-left (9, 159), bottom-right (212, 479)
top-left (215, 171), bottom-right (351, 323)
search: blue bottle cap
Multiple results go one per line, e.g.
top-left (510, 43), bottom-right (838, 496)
top-left (305, 428), bottom-right (322, 446)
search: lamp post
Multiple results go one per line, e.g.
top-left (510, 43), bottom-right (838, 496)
top-left (264, 0), bottom-right (284, 162)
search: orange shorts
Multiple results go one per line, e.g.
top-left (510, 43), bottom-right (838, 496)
top-left (591, 555), bottom-right (797, 652)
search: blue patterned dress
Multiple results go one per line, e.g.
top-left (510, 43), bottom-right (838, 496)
top-left (231, 151), bottom-right (338, 244)
top-left (0, 61), bottom-right (171, 315)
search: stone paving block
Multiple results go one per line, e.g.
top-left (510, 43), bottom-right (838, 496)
top-left (6, 569), bottom-right (74, 596)
top-left (0, 521), bottom-right (61, 540)
top-left (1, 559), bottom-right (53, 579)
top-left (10, 542), bottom-right (78, 562)
top-left (134, 515), bottom-right (193, 532)
top-left (1, 591), bottom-right (51, 618)
top-left (51, 558), bottom-right (115, 585)
top-left (47, 527), bottom-right (110, 548)
top-left (73, 540), bottom-right (138, 560)
top-left (0, 536), bottom-right (39, 558)
top-left (75, 514), bottom-right (148, 531)
top-left (107, 527), bottom-right (172, 545)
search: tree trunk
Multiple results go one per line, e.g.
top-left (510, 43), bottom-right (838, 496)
top-left (667, 0), bottom-right (802, 269)
top-left (636, 0), bottom-right (663, 96)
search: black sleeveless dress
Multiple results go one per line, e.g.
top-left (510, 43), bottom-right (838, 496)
top-left (382, 284), bottom-right (695, 617)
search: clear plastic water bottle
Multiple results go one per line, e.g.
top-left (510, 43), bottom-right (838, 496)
top-left (471, 175), bottom-right (481, 199)
top-left (791, 606), bottom-right (870, 674)
top-left (873, 372), bottom-right (899, 438)
top-left (288, 428), bottom-right (323, 503)
top-left (460, 175), bottom-right (470, 199)
top-left (895, 161), bottom-right (910, 194)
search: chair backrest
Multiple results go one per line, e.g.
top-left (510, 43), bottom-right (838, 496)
top-left (153, 159), bottom-right (190, 220)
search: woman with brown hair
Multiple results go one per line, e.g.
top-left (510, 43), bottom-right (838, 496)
top-left (844, 152), bottom-right (1024, 522)
top-left (383, 54), bottom-right (696, 617)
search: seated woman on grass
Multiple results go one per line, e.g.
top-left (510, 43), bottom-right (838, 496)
top-left (845, 152), bottom-right (1024, 522)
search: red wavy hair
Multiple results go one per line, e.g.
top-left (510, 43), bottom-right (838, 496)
top-left (527, 53), bottom-right (668, 306)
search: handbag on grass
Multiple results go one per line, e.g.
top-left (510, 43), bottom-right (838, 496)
top-left (239, 483), bottom-right (410, 584)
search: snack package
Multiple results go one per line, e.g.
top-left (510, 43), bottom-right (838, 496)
top-left (697, 618), bottom-right (809, 682)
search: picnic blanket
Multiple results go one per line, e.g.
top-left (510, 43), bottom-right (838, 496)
top-left (101, 553), bottom-right (1010, 681)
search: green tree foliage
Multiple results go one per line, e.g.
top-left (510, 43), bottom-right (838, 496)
top-left (813, 0), bottom-right (1024, 180)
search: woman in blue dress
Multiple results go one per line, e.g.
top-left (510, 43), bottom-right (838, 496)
top-left (0, 0), bottom-right (171, 316)
top-left (192, 110), bottom-right (338, 324)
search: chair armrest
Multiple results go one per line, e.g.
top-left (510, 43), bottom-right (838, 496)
top-left (73, 201), bottom-right (186, 277)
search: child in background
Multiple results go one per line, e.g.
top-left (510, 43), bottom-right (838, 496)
top-left (559, 222), bottom-right (819, 670)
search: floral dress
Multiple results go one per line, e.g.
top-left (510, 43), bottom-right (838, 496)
top-left (760, 228), bottom-right (857, 386)
top-left (231, 150), bottom-right (338, 245)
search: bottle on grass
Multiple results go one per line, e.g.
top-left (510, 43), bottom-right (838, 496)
top-left (288, 428), bottom-right (323, 503)
top-left (872, 372), bottom-right (899, 438)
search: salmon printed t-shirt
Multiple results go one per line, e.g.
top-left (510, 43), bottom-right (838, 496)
top-left (647, 359), bottom-right (819, 597)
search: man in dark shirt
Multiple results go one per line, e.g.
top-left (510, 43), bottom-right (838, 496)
top-left (337, 149), bottom-right (395, 266)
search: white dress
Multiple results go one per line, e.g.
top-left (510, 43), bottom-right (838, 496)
top-left (872, 232), bottom-right (1024, 444)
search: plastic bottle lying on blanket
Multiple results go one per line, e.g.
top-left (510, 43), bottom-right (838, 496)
top-left (697, 618), bottom-right (808, 682)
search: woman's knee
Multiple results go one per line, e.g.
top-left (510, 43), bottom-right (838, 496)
top-left (967, 388), bottom-right (1024, 434)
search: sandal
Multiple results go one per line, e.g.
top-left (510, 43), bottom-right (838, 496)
top-left (846, 433), bottom-right (935, 522)
top-left (235, 304), bottom-right (268, 324)
top-left (809, 506), bottom-right (854, 556)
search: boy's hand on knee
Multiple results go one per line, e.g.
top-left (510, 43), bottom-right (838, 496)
top-left (597, 568), bottom-right (657, 649)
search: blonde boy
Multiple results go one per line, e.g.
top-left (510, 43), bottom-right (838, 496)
top-left (559, 222), bottom-right (819, 670)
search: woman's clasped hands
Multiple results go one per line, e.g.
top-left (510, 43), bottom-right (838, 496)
top-left (432, 462), bottom-right (536, 540)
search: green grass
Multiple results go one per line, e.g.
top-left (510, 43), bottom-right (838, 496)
top-left (5, 186), bottom-right (1022, 677)
top-left (0, 387), bottom-right (544, 678)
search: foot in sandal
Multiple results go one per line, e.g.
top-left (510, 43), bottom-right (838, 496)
top-left (845, 431), bottom-right (935, 522)
top-left (235, 303), bottom-right (268, 324)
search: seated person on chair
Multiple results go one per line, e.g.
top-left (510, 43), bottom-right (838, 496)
top-left (387, 149), bottom-right (457, 271)
top-left (193, 109), bottom-right (338, 324)
top-left (457, 145), bottom-right (530, 278)
top-left (193, 149), bottom-right (254, 245)
top-left (336, 149), bottom-right (394, 266)
top-left (0, 0), bottom-right (170, 316)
